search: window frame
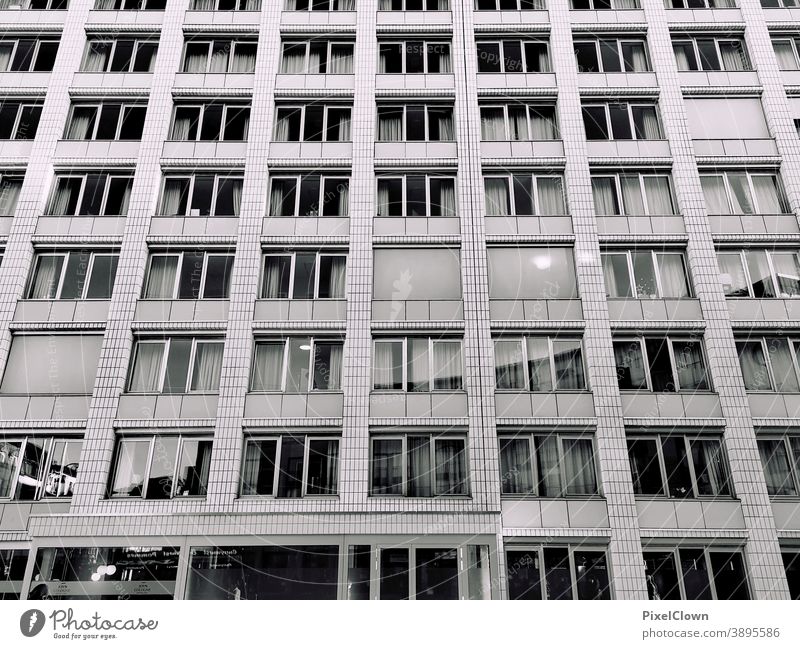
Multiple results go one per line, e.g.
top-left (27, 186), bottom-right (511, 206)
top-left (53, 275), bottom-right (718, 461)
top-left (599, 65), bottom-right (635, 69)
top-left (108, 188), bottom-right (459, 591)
top-left (368, 432), bottom-right (470, 497)
top-left (627, 433), bottom-right (733, 498)
top-left (169, 102), bottom-right (251, 142)
top-left (182, 40), bottom-right (257, 74)
top-left (582, 101), bottom-right (662, 141)
top-left (26, 250), bottom-right (119, 300)
top-left (735, 336), bottom-right (800, 393)
top-left (573, 37), bottom-right (651, 73)
top-left (46, 173), bottom-right (134, 217)
top-left (143, 250), bottom-right (235, 300)
top-left (280, 40), bottom-right (355, 74)
top-left (613, 335), bottom-right (712, 392)
top-left (0, 101), bottom-right (42, 140)
top-left (372, 336), bottom-right (465, 393)
top-left (642, 546), bottom-right (750, 600)
top-left (718, 248), bottom-right (800, 299)
top-left (0, 37), bottom-right (60, 73)
top-left (159, 173), bottom-right (244, 217)
top-left (475, 38), bottom-right (551, 73)
top-left (493, 335), bottom-right (588, 392)
top-left (672, 36), bottom-right (750, 72)
top-left (108, 434), bottom-right (213, 500)
top-left (0, 435), bottom-right (81, 501)
top-left (700, 171), bottom-right (788, 215)
top-left (590, 172), bottom-right (676, 216)
top-left (259, 250), bottom-right (347, 300)
top-left (127, 337), bottom-right (225, 394)
top-left (81, 38), bottom-right (158, 73)
top-left (498, 432), bottom-right (600, 497)
top-left (268, 174), bottom-right (350, 217)
top-left (756, 434), bottom-right (800, 496)
top-left (250, 336), bottom-right (345, 393)
top-left (478, 103), bottom-right (559, 141)
top-left (377, 40), bottom-right (452, 74)
top-left (273, 103), bottom-right (352, 142)
top-left (601, 248), bottom-right (691, 299)
top-left (240, 433), bottom-right (341, 498)
top-left (375, 173), bottom-right (458, 217)
top-left (482, 172), bottom-right (567, 216)
top-left (64, 102), bottom-right (147, 141)
top-left (376, 104), bottom-right (455, 142)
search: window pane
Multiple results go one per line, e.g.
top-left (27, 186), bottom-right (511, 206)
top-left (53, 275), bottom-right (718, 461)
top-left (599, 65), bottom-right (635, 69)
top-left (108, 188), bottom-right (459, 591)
top-left (14, 438), bottom-right (45, 500)
top-left (543, 547), bottom-right (572, 600)
top-left (432, 340), bottom-right (462, 390)
top-left (487, 247), bottom-right (577, 299)
top-left (772, 252), bottom-right (800, 297)
top-left (190, 342), bottom-right (223, 392)
top-left (306, 439), bottom-right (339, 495)
top-left (109, 439), bottom-right (149, 497)
top-left (175, 439), bottom-right (211, 497)
top-left (380, 549), bottom-right (409, 600)
top-left (407, 338), bottom-right (430, 392)
top-left (85, 255), bottom-right (118, 299)
top-left (631, 252), bottom-right (658, 299)
top-left (312, 343), bottom-right (342, 391)
top-left (261, 256), bottom-right (291, 299)
top-left (627, 438), bottom-right (664, 495)
top-left (656, 253), bottom-right (690, 298)
top-left (285, 338), bottom-right (311, 393)
top-left (128, 342), bottom-right (165, 392)
top-left (146, 436), bottom-right (179, 499)
top-left (203, 255), bottom-right (234, 299)
top-left (710, 551), bottom-right (749, 600)
top-left (241, 439), bottom-right (277, 496)
top-left (494, 340), bottom-right (525, 389)
top-left (526, 337), bottom-right (553, 391)
top-left (499, 437), bottom-right (534, 494)
top-left (644, 552), bottom-right (681, 600)
top-left (602, 253), bottom-right (632, 298)
top-left (757, 439), bottom-right (797, 496)
top-left (661, 436), bottom-right (694, 498)
top-left (292, 253), bottom-right (316, 299)
top-left (563, 438), bottom-right (596, 495)
top-left (347, 546), bottom-right (371, 601)
top-left (407, 436), bottom-right (431, 497)
top-left (277, 435), bottom-right (304, 498)
top-left (251, 342), bottom-right (285, 391)
top-left (680, 548), bottom-right (713, 600)
top-left (434, 438), bottom-right (467, 495)
top-left (691, 438), bottom-right (731, 497)
top-left (535, 435), bottom-right (561, 497)
top-left (736, 340), bottom-right (771, 390)
top-left (374, 341), bottom-right (403, 390)
top-left (372, 437), bottom-right (403, 495)
top-left (552, 340), bottom-right (585, 390)
top-left (767, 338), bottom-right (799, 392)
top-left (162, 338), bottom-right (192, 393)
top-left (416, 549), bottom-right (458, 600)
top-left (614, 340), bottom-right (647, 389)
top-left (574, 551), bottom-right (610, 600)
top-left (645, 338), bottom-right (675, 392)
top-left (672, 340), bottom-right (709, 391)
top-left (745, 250), bottom-right (776, 298)
top-left (506, 551), bottom-right (542, 600)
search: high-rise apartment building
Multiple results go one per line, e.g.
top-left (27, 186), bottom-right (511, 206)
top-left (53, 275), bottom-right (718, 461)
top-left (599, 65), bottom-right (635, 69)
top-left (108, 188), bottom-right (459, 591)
top-left (0, 0), bottom-right (799, 601)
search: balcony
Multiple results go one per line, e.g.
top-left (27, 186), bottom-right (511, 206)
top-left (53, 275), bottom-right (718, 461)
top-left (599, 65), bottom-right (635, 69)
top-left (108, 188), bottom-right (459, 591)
top-left (173, 72), bottom-right (254, 90)
top-left (184, 9), bottom-right (260, 24)
top-left (282, 9), bottom-right (356, 24)
top-left (577, 71), bottom-right (658, 89)
top-left (494, 391), bottom-right (595, 418)
top-left (368, 391), bottom-right (467, 417)
top-left (747, 393), bottom-right (800, 418)
top-left (727, 298), bottom-right (800, 321)
top-left (607, 297), bottom-right (703, 320)
top-left (253, 299), bottom-right (346, 321)
top-left (0, 140), bottom-right (34, 158)
top-left (0, 394), bottom-right (91, 420)
top-left (0, 72), bottom-right (50, 88)
top-left (677, 70), bottom-right (760, 87)
top-left (374, 141), bottom-right (457, 159)
top-left (485, 214), bottom-right (573, 236)
top-left (489, 298), bottom-right (583, 321)
top-left (14, 299), bottom-right (111, 323)
top-left (86, 8), bottom-right (164, 23)
top-left (480, 140), bottom-right (563, 158)
top-left (473, 9), bottom-right (549, 25)
top-left (134, 299), bottom-right (229, 321)
top-left (692, 138), bottom-right (778, 157)
top-left (585, 139), bottom-right (671, 158)
top-left (117, 393), bottom-right (219, 419)
top-left (243, 392), bottom-right (343, 418)
top-left (568, 8), bottom-right (645, 23)
top-left (373, 215), bottom-right (460, 236)
top-left (71, 71), bottom-right (152, 89)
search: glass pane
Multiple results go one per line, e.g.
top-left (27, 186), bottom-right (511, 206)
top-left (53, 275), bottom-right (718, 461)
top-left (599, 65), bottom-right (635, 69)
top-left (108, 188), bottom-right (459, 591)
top-left (203, 255), bottom-right (234, 299)
top-left (85, 255), bottom-right (118, 299)
top-left (371, 438), bottom-right (403, 495)
top-left (627, 438), bottom-right (664, 495)
top-left (407, 435), bottom-right (432, 497)
top-left (292, 253), bottom-right (316, 299)
top-left (766, 338), bottom-right (799, 392)
top-left (241, 439), bottom-right (276, 496)
top-left (662, 437), bottom-right (694, 498)
top-left (645, 338), bottom-right (675, 392)
top-left (499, 437), bottom-right (534, 494)
top-left (347, 546), bottom-right (371, 600)
top-left (562, 438), bottom-right (597, 495)
top-left (434, 438), bottom-right (467, 495)
top-left (416, 548), bottom-right (458, 600)
top-left (757, 439), bottom-right (796, 496)
top-left (690, 438), bottom-right (730, 497)
top-left (494, 340), bottom-right (525, 389)
top-left (574, 551), bottom-right (610, 600)
top-left (306, 439), bottom-right (339, 495)
top-left (644, 551), bottom-right (681, 600)
top-left (672, 340), bottom-right (709, 391)
top-left (526, 337), bottom-right (553, 391)
top-left (552, 340), bottom-right (585, 390)
top-left (466, 545), bottom-right (491, 600)
top-left (710, 552), bottom-right (749, 600)
top-left (602, 253), bottom-right (632, 298)
top-left (163, 338), bottom-right (192, 393)
top-left (680, 548), bottom-right (713, 600)
top-left (506, 550), bottom-right (542, 600)
top-left (736, 340), bottom-right (770, 391)
top-left (175, 439), bottom-right (211, 497)
top-left (543, 547), bottom-right (572, 600)
top-left (374, 341), bottom-right (403, 390)
top-left (407, 338), bottom-right (430, 392)
top-left (146, 436), bottom-right (179, 499)
top-left (380, 549), bottom-right (409, 600)
top-left (109, 440), bottom-right (149, 496)
top-left (276, 435), bottom-right (304, 498)
top-left (14, 438), bottom-right (45, 500)
top-left (613, 340), bottom-right (648, 389)
top-left (285, 337), bottom-right (311, 393)
top-left (631, 252), bottom-right (658, 299)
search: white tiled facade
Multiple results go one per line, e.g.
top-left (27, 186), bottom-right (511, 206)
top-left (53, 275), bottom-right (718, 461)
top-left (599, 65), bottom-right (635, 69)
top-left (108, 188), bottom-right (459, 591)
top-left (0, 0), bottom-right (799, 601)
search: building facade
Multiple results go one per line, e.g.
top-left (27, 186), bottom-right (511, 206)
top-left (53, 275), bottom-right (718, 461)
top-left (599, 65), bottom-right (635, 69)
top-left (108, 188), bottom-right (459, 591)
top-left (0, 0), bottom-right (799, 600)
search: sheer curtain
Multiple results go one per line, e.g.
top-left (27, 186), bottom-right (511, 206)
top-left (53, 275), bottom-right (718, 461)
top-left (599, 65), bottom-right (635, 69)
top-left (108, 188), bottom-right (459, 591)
top-left (720, 41), bottom-right (748, 71)
top-left (673, 341), bottom-right (708, 390)
top-left (717, 253), bottom-right (748, 296)
top-left (408, 436), bottom-right (431, 497)
top-left (435, 109), bottom-right (454, 140)
top-left (144, 256), bottom-right (178, 299)
top-left (116, 179), bottom-right (132, 216)
top-left (758, 439), bottom-right (796, 496)
top-left (66, 108), bottom-right (96, 140)
top-left (160, 180), bottom-right (185, 216)
top-left (274, 112), bottom-right (291, 141)
top-left (538, 177), bottom-right (565, 215)
top-left (192, 0), bottom-right (214, 8)
top-left (231, 46), bottom-right (256, 73)
top-left (508, 106), bottom-right (529, 141)
top-left (767, 338), bottom-right (800, 391)
top-left (376, 181), bottom-right (391, 217)
top-left (281, 46), bottom-right (306, 73)
top-left (615, 0), bottom-right (639, 7)
top-left (336, 181), bottom-right (349, 216)
top-left (672, 43), bottom-right (692, 71)
top-left (484, 177), bottom-right (510, 216)
top-left (494, 340), bottom-right (525, 389)
top-left (432, 341), bottom-right (462, 390)
top-left (752, 175), bottom-right (784, 213)
top-left (339, 0), bottom-right (355, 8)
top-left (480, 108), bottom-right (505, 141)
top-left (128, 343), bottom-right (165, 392)
top-left (329, 46), bottom-right (353, 74)
top-left (183, 47), bottom-right (208, 73)
top-left (439, 180), bottom-right (456, 217)
top-left (773, 40), bottom-right (799, 70)
top-left (602, 255), bottom-right (627, 298)
top-left (323, 344), bottom-right (343, 390)
top-left (171, 109), bottom-right (196, 140)
top-left (261, 256), bottom-right (289, 298)
top-left (435, 439), bottom-right (465, 495)
top-left (373, 341), bottom-right (397, 389)
top-left (657, 253), bottom-right (689, 298)
top-left (499, 438), bottom-right (533, 493)
top-left (563, 438), bottom-right (597, 495)
top-left (535, 436), bottom-right (561, 497)
top-left (231, 180), bottom-right (243, 217)
top-left (251, 343), bottom-right (284, 391)
top-left (327, 257), bottom-right (347, 297)
top-left (191, 342), bottom-right (224, 391)
top-left (620, 176), bottom-right (645, 215)
top-left (377, 110), bottom-right (403, 141)
top-left (269, 180), bottom-right (289, 216)
top-left (0, 180), bottom-right (21, 216)
top-left (29, 256), bottom-right (62, 299)
top-left (82, 43), bottom-right (110, 72)
top-left (553, 341), bottom-right (585, 390)
top-left (591, 177), bottom-right (619, 215)
top-left (643, 176), bottom-right (674, 214)
top-left (727, 174), bottom-right (754, 214)
top-left (47, 180), bottom-right (78, 216)
top-left (623, 42), bottom-right (649, 72)
top-left (692, 439), bottom-right (729, 496)
top-left (530, 107), bottom-right (557, 140)
top-left (634, 107), bottom-right (662, 140)
top-left (335, 110), bottom-right (351, 141)
top-left (700, 176), bottom-right (730, 214)
top-left (437, 46), bottom-right (452, 73)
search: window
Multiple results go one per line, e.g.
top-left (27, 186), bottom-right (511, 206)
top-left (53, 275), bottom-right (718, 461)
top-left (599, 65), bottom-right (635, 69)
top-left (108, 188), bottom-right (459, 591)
top-left (64, 103), bottom-right (147, 140)
top-left (81, 38), bottom-right (158, 73)
top-left (26, 251), bottom-right (119, 300)
top-left (46, 173), bottom-right (134, 216)
top-left (182, 40), bottom-right (257, 73)
top-left (108, 435), bottom-right (212, 499)
top-left (287, 0), bottom-right (355, 8)
top-left (159, 174), bottom-right (244, 216)
top-left (487, 247), bottom-right (578, 298)
top-left (373, 337), bottom-right (463, 391)
top-left (370, 433), bottom-right (468, 496)
top-left (476, 39), bottom-right (550, 73)
top-left (483, 174), bottom-right (566, 215)
top-left (736, 337), bottom-right (800, 392)
top-left (376, 105), bottom-right (454, 142)
top-left (0, 37), bottom-right (59, 72)
top-left (784, 550), bottom-right (800, 599)
top-left (665, 0), bottom-right (735, 8)
top-left (582, 102), bottom-right (662, 140)
top-left (506, 546), bottom-right (611, 600)
top-left (644, 547), bottom-right (749, 599)
top-left (479, 104), bottom-right (558, 140)
top-left (268, 174), bottom-right (349, 217)
top-left (251, 337), bottom-right (343, 392)
top-left (0, 334), bottom-right (103, 394)
top-left (0, 174), bottom-right (24, 216)
top-left (192, 0), bottom-right (261, 8)
top-left (571, 0), bottom-right (639, 7)
top-left (573, 38), bottom-right (650, 73)
top-left (757, 435), bottom-right (800, 496)
top-left (274, 104), bottom-right (351, 142)
top-left (143, 251), bottom-right (234, 299)
top-left (628, 434), bottom-right (731, 498)
top-left (127, 337), bottom-right (225, 393)
top-left (476, 0), bottom-right (545, 8)
top-left (170, 103), bottom-right (250, 141)
top-left (260, 251), bottom-right (346, 299)
top-left (93, 0), bottom-right (166, 8)
top-left (763, 0), bottom-right (798, 5)
top-left (280, 40), bottom-right (354, 74)
top-left (499, 433), bottom-right (597, 496)
top-left (718, 249), bottom-right (800, 298)
top-left (700, 171), bottom-right (788, 215)
top-left (613, 337), bottom-right (711, 392)
top-left (602, 249), bottom-right (691, 298)
top-left (0, 436), bottom-right (81, 500)
top-left (380, 0), bottom-right (447, 8)
top-left (376, 175), bottom-right (457, 216)
top-left (0, 101), bottom-right (41, 140)
top-left (373, 248), bottom-right (462, 300)
top-left (241, 434), bottom-right (339, 497)
top-left (379, 41), bottom-right (451, 73)
top-left (494, 337), bottom-right (586, 391)
top-left (591, 172), bottom-right (675, 216)
top-left (672, 36), bottom-right (750, 72)
top-left (0, 549), bottom-right (27, 600)
top-left (685, 97), bottom-right (770, 142)
top-left (772, 37), bottom-right (800, 71)
top-left (15, 0), bottom-right (69, 8)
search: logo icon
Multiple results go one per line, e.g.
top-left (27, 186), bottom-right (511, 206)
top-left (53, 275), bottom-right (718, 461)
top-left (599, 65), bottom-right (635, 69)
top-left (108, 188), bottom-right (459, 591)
top-left (20, 609), bottom-right (46, 637)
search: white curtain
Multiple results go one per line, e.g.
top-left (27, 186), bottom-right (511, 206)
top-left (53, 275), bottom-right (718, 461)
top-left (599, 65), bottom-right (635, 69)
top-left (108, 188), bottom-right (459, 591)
top-left (602, 254), bottom-right (629, 298)
top-left (538, 177), bottom-right (565, 216)
top-left (339, 0), bottom-right (355, 8)
top-left (536, 436), bottom-right (561, 497)
top-left (29, 256), bottom-right (62, 299)
top-left (376, 180), bottom-right (391, 217)
top-left (183, 48), bottom-right (208, 73)
top-left (752, 175), bottom-right (784, 214)
top-left (615, 0), bottom-right (639, 6)
top-left (563, 438), bottom-right (597, 495)
top-left (231, 179), bottom-right (243, 217)
top-left (591, 177), bottom-right (618, 215)
top-left (657, 253), bottom-right (689, 298)
top-left (261, 256), bottom-right (289, 298)
top-left (116, 178), bottom-right (132, 216)
top-left (508, 106), bottom-right (529, 141)
top-left (325, 344), bottom-right (343, 390)
top-left (435, 109), bottom-right (454, 140)
top-left (0, 179), bottom-right (21, 216)
top-left (281, 46), bottom-right (306, 73)
top-left (335, 181), bottom-right (349, 217)
top-left (768, 338), bottom-right (800, 391)
top-left (66, 108), bottom-right (96, 140)
top-left (435, 439), bottom-right (465, 495)
top-left (432, 341), bottom-right (462, 390)
top-left (160, 180), bottom-right (185, 216)
top-left (484, 177), bottom-right (510, 216)
top-left (373, 342), bottom-right (401, 390)
top-left (758, 439), bottom-right (796, 496)
top-left (47, 180), bottom-right (78, 216)
top-left (192, 0), bottom-right (214, 8)
top-left (82, 42), bottom-right (110, 72)
top-left (144, 256), bottom-right (178, 299)
top-left (643, 176), bottom-right (674, 215)
top-left (377, 110), bottom-right (403, 141)
top-left (672, 43), bottom-right (693, 71)
top-left (252, 343), bottom-right (284, 391)
top-left (327, 257), bottom-right (347, 298)
top-left (727, 174), bottom-right (754, 214)
top-left (334, 110), bottom-right (351, 141)
top-left (720, 41), bottom-right (748, 71)
top-left (494, 340), bottom-right (525, 389)
top-left (480, 108), bottom-right (505, 141)
top-left (408, 436), bottom-right (431, 497)
top-left (128, 343), bottom-right (165, 392)
top-left (191, 342), bottom-right (224, 391)
top-left (269, 180), bottom-right (289, 216)
top-left (700, 176), bottom-right (730, 214)
top-left (633, 106), bottom-right (661, 140)
top-left (620, 176), bottom-right (645, 215)
top-left (773, 40), bottom-right (799, 70)
top-left (329, 45), bottom-right (353, 74)
top-left (623, 42), bottom-right (649, 72)
top-left (171, 108), bottom-right (197, 141)
top-left (231, 46), bottom-right (256, 73)
top-left (717, 252), bottom-right (748, 297)
top-left (530, 107), bottom-right (557, 140)
top-left (439, 180), bottom-right (456, 217)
